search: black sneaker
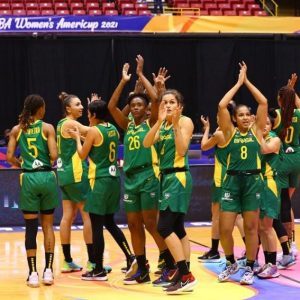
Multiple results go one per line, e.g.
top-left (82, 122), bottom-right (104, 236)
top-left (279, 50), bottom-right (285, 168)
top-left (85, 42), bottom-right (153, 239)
top-left (81, 269), bottom-right (107, 281)
top-left (123, 269), bottom-right (151, 285)
top-left (198, 249), bottom-right (221, 262)
top-left (165, 272), bottom-right (197, 294)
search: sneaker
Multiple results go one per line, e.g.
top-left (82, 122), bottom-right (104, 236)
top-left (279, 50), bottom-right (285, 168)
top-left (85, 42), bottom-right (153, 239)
top-left (86, 261), bottom-right (95, 272)
top-left (121, 255), bottom-right (135, 273)
top-left (42, 268), bottom-right (54, 285)
top-left (240, 266), bottom-right (254, 285)
top-left (61, 260), bottom-right (82, 273)
top-left (291, 242), bottom-right (298, 257)
top-left (218, 262), bottom-right (239, 282)
top-left (198, 249), bottom-right (221, 263)
top-left (123, 269), bottom-right (151, 285)
top-left (125, 258), bottom-right (138, 278)
top-left (165, 272), bottom-right (197, 294)
top-left (27, 272), bottom-right (39, 288)
top-left (276, 252), bottom-right (283, 262)
top-left (257, 263), bottom-right (280, 279)
top-left (152, 268), bottom-right (178, 287)
top-left (277, 254), bottom-right (296, 270)
top-left (81, 269), bottom-right (107, 281)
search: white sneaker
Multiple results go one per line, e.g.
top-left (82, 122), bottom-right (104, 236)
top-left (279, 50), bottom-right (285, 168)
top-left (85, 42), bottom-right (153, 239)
top-left (277, 254), bottom-right (296, 270)
top-left (27, 272), bottom-right (39, 288)
top-left (291, 242), bottom-right (298, 257)
top-left (240, 266), bottom-right (254, 285)
top-left (42, 268), bottom-right (54, 285)
top-left (218, 262), bottom-right (239, 282)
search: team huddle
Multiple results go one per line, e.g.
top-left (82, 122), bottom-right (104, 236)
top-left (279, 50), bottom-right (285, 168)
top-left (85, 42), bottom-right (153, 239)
top-left (5, 57), bottom-right (300, 294)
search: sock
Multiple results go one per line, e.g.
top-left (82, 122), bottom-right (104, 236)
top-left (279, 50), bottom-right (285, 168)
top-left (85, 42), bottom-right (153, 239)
top-left (27, 256), bottom-right (37, 274)
top-left (246, 259), bottom-right (255, 270)
top-left (177, 260), bottom-right (189, 276)
top-left (225, 254), bottom-right (235, 264)
top-left (211, 239), bottom-right (219, 253)
top-left (45, 252), bottom-right (54, 271)
top-left (86, 244), bottom-right (95, 263)
top-left (187, 261), bottom-right (190, 271)
top-left (136, 254), bottom-right (147, 272)
top-left (264, 251), bottom-right (268, 264)
top-left (281, 241), bottom-right (290, 255)
top-left (62, 244), bottom-right (72, 262)
top-left (268, 252), bottom-right (277, 265)
top-left (160, 249), bottom-right (175, 269)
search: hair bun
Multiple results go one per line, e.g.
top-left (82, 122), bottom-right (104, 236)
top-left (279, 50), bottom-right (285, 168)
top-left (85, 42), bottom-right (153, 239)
top-left (58, 91), bottom-right (69, 102)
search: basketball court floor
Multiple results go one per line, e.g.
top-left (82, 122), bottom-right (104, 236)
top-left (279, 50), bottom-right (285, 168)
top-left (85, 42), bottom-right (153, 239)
top-left (0, 225), bottom-right (299, 300)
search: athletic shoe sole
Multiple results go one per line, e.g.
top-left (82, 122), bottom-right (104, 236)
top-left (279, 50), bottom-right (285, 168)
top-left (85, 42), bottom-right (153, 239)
top-left (166, 279), bottom-right (198, 294)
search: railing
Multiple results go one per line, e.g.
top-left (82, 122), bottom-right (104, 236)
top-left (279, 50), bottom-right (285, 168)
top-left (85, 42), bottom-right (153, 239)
top-left (258, 0), bottom-right (278, 16)
top-left (163, 7), bottom-right (200, 15)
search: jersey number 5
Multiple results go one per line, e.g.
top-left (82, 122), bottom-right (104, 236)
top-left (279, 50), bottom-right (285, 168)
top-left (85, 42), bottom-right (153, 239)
top-left (27, 138), bottom-right (38, 158)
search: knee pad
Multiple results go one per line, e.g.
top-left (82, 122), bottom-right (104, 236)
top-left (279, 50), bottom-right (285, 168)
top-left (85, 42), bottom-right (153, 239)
top-left (273, 219), bottom-right (287, 239)
top-left (157, 221), bottom-right (173, 239)
top-left (174, 224), bottom-right (186, 240)
top-left (281, 189), bottom-right (292, 223)
top-left (25, 218), bottom-right (38, 250)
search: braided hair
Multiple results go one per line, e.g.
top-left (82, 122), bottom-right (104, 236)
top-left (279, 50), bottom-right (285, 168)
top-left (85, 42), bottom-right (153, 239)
top-left (278, 86), bottom-right (296, 141)
top-left (18, 94), bottom-right (45, 131)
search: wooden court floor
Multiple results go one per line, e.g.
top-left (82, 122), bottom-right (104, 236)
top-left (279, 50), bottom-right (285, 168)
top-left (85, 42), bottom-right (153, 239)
top-left (0, 226), bottom-right (299, 300)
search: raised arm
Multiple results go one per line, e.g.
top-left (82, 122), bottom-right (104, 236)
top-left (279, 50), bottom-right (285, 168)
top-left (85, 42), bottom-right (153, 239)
top-left (108, 63), bottom-right (131, 130)
top-left (261, 136), bottom-right (281, 154)
top-left (172, 107), bottom-right (194, 156)
top-left (218, 64), bottom-right (245, 140)
top-left (6, 125), bottom-right (21, 167)
top-left (44, 123), bottom-right (58, 163)
top-left (143, 101), bottom-right (166, 148)
top-left (200, 116), bottom-right (219, 151)
top-left (243, 62), bottom-right (267, 132)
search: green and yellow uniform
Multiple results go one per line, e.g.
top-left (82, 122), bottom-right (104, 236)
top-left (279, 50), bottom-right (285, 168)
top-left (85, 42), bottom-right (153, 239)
top-left (260, 131), bottom-right (281, 219)
top-left (212, 145), bottom-right (227, 203)
top-left (273, 109), bottom-right (300, 188)
top-left (157, 117), bottom-right (192, 214)
top-left (220, 128), bottom-right (264, 213)
top-left (123, 119), bottom-right (160, 212)
top-left (17, 120), bottom-right (59, 212)
top-left (84, 123), bottom-right (121, 215)
top-left (56, 118), bottom-right (89, 202)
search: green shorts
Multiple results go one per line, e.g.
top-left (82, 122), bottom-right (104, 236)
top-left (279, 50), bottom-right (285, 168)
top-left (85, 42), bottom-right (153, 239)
top-left (19, 171), bottom-right (59, 212)
top-left (159, 171), bottom-right (192, 214)
top-left (85, 177), bottom-right (120, 215)
top-left (260, 177), bottom-right (280, 219)
top-left (212, 183), bottom-right (222, 203)
top-left (221, 173), bottom-right (264, 213)
top-left (124, 168), bottom-right (159, 213)
top-left (277, 151), bottom-right (300, 188)
top-left (60, 179), bottom-right (89, 203)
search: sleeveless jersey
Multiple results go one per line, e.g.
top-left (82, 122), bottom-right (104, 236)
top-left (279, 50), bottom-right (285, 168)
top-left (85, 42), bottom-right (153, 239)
top-left (123, 119), bottom-right (158, 175)
top-left (157, 118), bottom-right (189, 171)
top-left (225, 128), bottom-right (261, 171)
top-left (56, 118), bottom-right (88, 186)
top-left (214, 145), bottom-right (227, 187)
top-left (17, 120), bottom-right (51, 170)
top-left (261, 131), bottom-right (281, 179)
top-left (88, 123), bottom-right (120, 179)
top-left (273, 108), bottom-right (300, 150)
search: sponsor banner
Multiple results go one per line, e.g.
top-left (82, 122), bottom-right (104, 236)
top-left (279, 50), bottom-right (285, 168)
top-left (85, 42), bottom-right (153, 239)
top-left (143, 16), bottom-right (300, 34)
top-left (0, 15), bottom-right (152, 33)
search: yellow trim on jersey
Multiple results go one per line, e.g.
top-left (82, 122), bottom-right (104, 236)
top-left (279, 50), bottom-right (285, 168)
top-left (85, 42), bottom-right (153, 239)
top-left (267, 177), bottom-right (278, 197)
top-left (89, 178), bottom-right (95, 190)
top-left (176, 172), bottom-right (186, 188)
top-left (150, 145), bottom-right (160, 178)
top-left (60, 119), bottom-right (70, 139)
top-left (273, 109), bottom-right (281, 130)
top-left (264, 162), bottom-right (273, 178)
top-left (72, 152), bottom-right (83, 182)
top-left (173, 151), bottom-right (185, 168)
top-left (214, 156), bottom-right (222, 187)
top-left (226, 153), bottom-right (231, 169)
top-left (94, 126), bottom-right (104, 147)
top-left (218, 128), bottom-right (236, 148)
top-left (256, 153), bottom-right (261, 169)
top-left (20, 173), bottom-right (24, 186)
top-left (41, 124), bottom-right (47, 141)
top-left (250, 128), bottom-right (261, 146)
top-left (88, 157), bottom-right (96, 180)
top-left (16, 128), bottom-right (22, 141)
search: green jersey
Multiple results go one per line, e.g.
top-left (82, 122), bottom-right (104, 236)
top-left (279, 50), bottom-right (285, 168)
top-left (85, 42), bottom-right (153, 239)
top-left (88, 123), bottom-right (120, 179)
top-left (225, 128), bottom-right (261, 171)
top-left (17, 120), bottom-right (51, 170)
top-left (273, 108), bottom-right (300, 150)
top-left (214, 146), bottom-right (227, 187)
top-left (123, 119), bottom-right (159, 175)
top-left (261, 131), bottom-right (281, 179)
top-left (157, 118), bottom-right (189, 171)
top-left (56, 118), bottom-right (88, 186)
